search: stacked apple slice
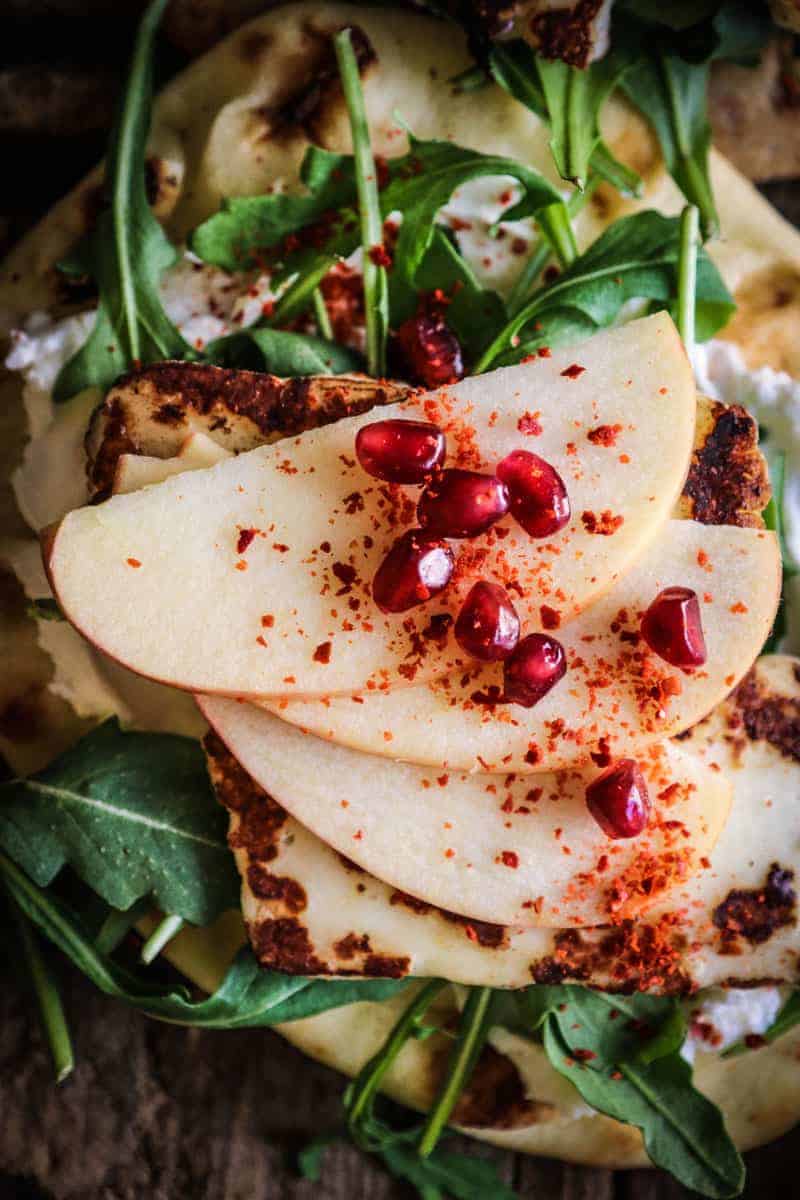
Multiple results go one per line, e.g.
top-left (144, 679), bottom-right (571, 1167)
top-left (45, 313), bottom-right (790, 990)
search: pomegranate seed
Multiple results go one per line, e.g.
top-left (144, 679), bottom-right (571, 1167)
top-left (355, 419), bottom-right (446, 484)
top-left (640, 587), bottom-right (707, 669)
top-left (455, 582), bottom-right (520, 661)
top-left (418, 469), bottom-right (509, 538)
top-left (496, 450), bottom-right (570, 538)
top-left (395, 313), bottom-right (464, 389)
top-left (372, 530), bottom-right (454, 613)
top-left (586, 759), bottom-right (651, 839)
top-left (503, 633), bottom-right (566, 707)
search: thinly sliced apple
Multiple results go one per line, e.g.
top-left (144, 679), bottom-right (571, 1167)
top-left (200, 695), bottom-right (729, 929)
top-left (265, 520), bottom-right (779, 771)
top-left (46, 315), bottom-right (696, 701)
top-left (112, 431), bottom-right (232, 494)
top-left (206, 730), bottom-right (728, 983)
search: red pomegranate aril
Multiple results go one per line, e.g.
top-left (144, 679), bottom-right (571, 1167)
top-left (418, 469), bottom-right (509, 538)
top-left (586, 759), bottom-right (651, 839)
top-left (455, 581), bottom-right (520, 661)
top-left (372, 530), bottom-right (455, 614)
top-left (503, 633), bottom-right (566, 707)
top-left (641, 586), bottom-right (707, 669)
top-left (355, 419), bottom-right (446, 484)
top-left (496, 449), bottom-right (570, 538)
top-left (396, 313), bottom-right (464, 389)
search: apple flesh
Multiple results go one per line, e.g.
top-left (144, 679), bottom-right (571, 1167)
top-left (200, 695), bottom-right (730, 929)
top-left (46, 315), bottom-right (696, 701)
top-left (263, 521), bottom-right (781, 771)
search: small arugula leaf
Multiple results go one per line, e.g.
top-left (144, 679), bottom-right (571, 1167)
top-left (724, 990), bottom-right (800, 1058)
top-left (53, 0), bottom-right (192, 402)
top-left (543, 1021), bottom-right (744, 1198)
top-left (488, 42), bottom-right (642, 196)
top-left (5, 893), bottom-right (74, 1084)
top-left (0, 850), bottom-right (406, 1027)
top-left (383, 136), bottom-right (563, 284)
top-left (389, 227), bottom-right (506, 362)
top-left (190, 146), bottom-right (358, 272)
top-left (475, 210), bottom-right (733, 371)
top-left (0, 720), bottom-right (238, 926)
top-left (26, 598), bottom-right (64, 622)
top-left (761, 448), bottom-right (798, 652)
top-left (207, 328), bottom-right (362, 376)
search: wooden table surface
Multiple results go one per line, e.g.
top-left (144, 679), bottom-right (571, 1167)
top-left (1, 4), bottom-right (799, 1196)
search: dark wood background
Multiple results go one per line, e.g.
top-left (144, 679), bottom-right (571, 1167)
top-left (1, 4), bottom-right (799, 1196)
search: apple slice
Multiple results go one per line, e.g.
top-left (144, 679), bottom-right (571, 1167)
top-left (200, 695), bottom-right (730, 929)
top-left (263, 520), bottom-right (779, 771)
top-left (47, 314), bottom-right (696, 701)
top-left (112, 432), bottom-right (232, 494)
top-left (206, 730), bottom-right (728, 984)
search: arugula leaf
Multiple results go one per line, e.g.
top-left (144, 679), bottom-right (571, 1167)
top-left (508, 985), bottom-right (744, 1198)
top-left (389, 227), bottom-right (507, 362)
top-left (724, 990), bottom-right (800, 1058)
top-left (489, 41), bottom-right (641, 195)
top-left (26, 598), bottom-right (64, 622)
top-left (5, 892), bottom-right (74, 1083)
top-left (300, 1123), bottom-right (517, 1200)
top-left (53, 0), bottom-right (192, 403)
top-left (760, 448), bottom-right (797, 652)
top-left (0, 720), bottom-right (238, 926)
top-left (207, 328), bottom-right (362, 376)
top-left (0, 850), bottom-right (406, 1027)
top-left (191, 135), bottom-right (564, 294)
top-left (474, 209), bottom-right (734, 371)
top-left (544, 1021), bottom-right (744, 1197)
top-left (419, 987), bottom-right (496, 1156)
top-left (619, 48), bottom-right (718, 238)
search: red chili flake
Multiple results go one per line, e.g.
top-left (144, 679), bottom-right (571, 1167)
top-left (369, 243), bottom-right (393, 269)
top-left (126, 558), bottom-right (141, 568)
top-left (730, 601), bottom-right (749, 614)
top-left (581, 510), bottom-right (624, 536)
top-left (437, 774), bottom-right (449, 787)
top-left (261, 300), bottom-right (275, 319)
top-left (518, 411), bottom-right (543, 436)
top-left (261, 614), bottom-right (275, 628)
top-left (499, 851), bottom-right (519, 869)
top-left (590, 736), bottom-right (612, 768)
top-left (444, 848), bottom-right (455, 859)
top-left (332, 562), bottom-right (357, 593)
top-left (237, 528), bottom-right (257, 554)
top-left (235, 560), bottom-right (248, 571)
top-left (256, 635), bottom-right (267, 647)
top-left (572, 1049), bottom-right (597, 1062)
top-left (313, 641), bottom-right (332, 664)
top-left (587, 424), bottom-right (622, 447)
top-left (540, 604), bottom-right (561, 630)
top-left (511, 236), bottom-right (528, 255)
top-left (524, 744), bottom-right (542, 766)
top-left (561, 363), bottom-right (585, 379)
top-left (272, 543), bottom-right (290, 553)
top-left (537, 346), bottom-right (552, 358)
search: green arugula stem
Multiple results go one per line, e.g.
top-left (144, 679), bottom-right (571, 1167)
top-left (95, 897), bottom-right (151, 955)
top-left (346, 980), bottom-right (447, 1143)
top-left (506, 177), bottom-right (599, 318)
top-left (269, 257), bottom-right (337, 327)
top-left (312, 288), bottom-right (334, 341)
top-left (334, 28), bottom-right (388, 378)
top-left (677, 204), bottom-right (699, 353)
top-left (7, 893), bottom-right (74, 1083)
top-left (535, 201), bottom-right (578, 271)
top-left (418, 986), bottom-right (494, 1158)
top-left (140, 913), bottom-right (185, 965)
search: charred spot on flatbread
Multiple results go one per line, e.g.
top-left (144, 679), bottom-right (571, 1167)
top-left (85, 361), bottom-right (411, 499)
top-left (204, 730), bottom-right (288, 860)
top-left (257, 22), bottom-right (376, 146)
top-left (450, 1044), bottom-right (555, 1130)
top-left (528, 0), bottom-right (607, 69)
top-left (679, 400), bottom-right (771, 529)
top-left (712, 864), bottom-right (796, 953)
top-left (247, 916), bottom-right (328, 975)
top-left (726, 667), bottom-right (800, 763)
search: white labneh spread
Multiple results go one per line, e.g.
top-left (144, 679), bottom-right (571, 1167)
top-left (3, 235), bottom-right (797, 1059)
